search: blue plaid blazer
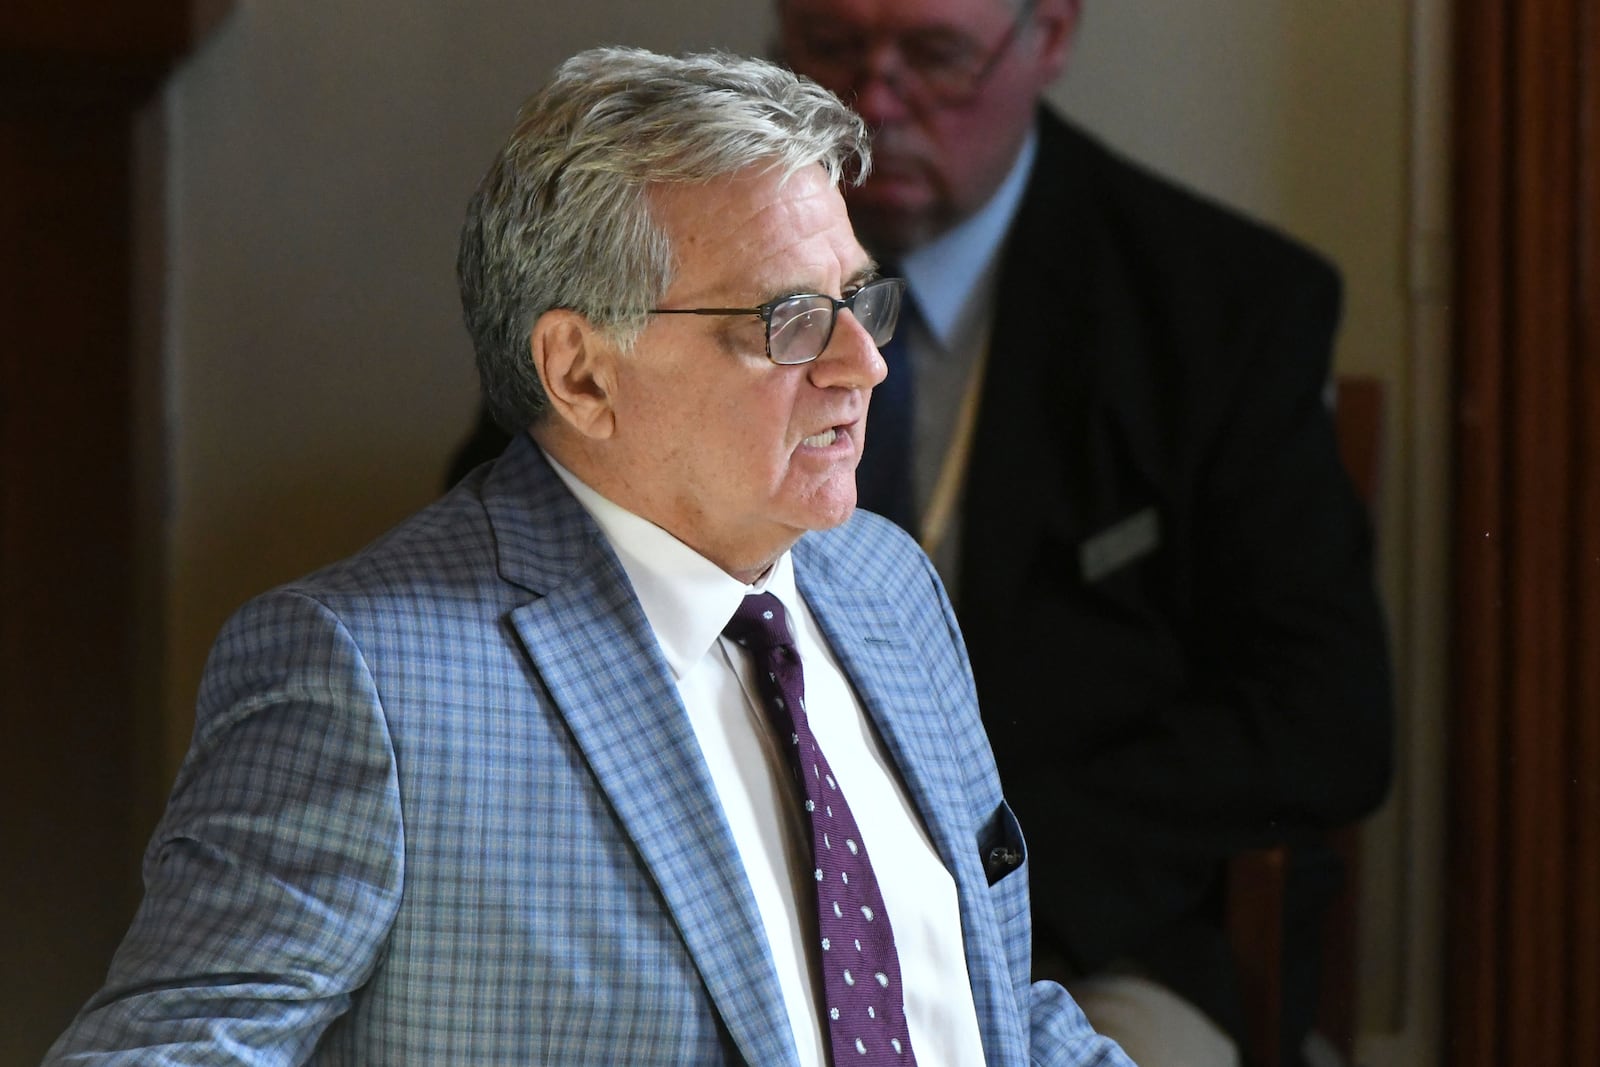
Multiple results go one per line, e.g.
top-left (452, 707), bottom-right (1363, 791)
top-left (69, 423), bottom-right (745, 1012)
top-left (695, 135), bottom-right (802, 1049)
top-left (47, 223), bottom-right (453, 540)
top-left (46, 436), bottom-right (1130, 1066)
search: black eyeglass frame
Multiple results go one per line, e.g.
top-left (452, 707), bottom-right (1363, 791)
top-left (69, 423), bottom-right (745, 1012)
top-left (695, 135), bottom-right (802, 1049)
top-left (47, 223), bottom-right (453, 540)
top-left (647, 276), bottom-right (906, 366)
top-left (787, 0), bottom-right (1040, 109)
top-left (935, 0), bottom-right (1039, 105)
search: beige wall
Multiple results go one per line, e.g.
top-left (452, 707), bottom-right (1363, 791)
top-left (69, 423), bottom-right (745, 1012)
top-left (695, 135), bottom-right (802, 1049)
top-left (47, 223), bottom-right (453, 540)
top-left (159, 3), bottom-right (1445, 1063)
top-left (158, 0), bottom-right (774, 772)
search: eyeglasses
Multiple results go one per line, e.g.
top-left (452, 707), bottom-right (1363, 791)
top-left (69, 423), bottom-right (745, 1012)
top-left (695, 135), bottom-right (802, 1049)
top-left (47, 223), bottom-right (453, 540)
top-left (648, 276), bottom-right (905, 366)
top-left (786, 0), bottom-right (1038, 108)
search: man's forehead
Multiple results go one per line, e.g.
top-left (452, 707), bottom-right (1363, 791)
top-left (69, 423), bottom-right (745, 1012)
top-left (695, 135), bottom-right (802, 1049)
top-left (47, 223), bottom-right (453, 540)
top-left (653, 168), bottom-right (869, 297)
top-left (653, 165), bottom-right (838, 237)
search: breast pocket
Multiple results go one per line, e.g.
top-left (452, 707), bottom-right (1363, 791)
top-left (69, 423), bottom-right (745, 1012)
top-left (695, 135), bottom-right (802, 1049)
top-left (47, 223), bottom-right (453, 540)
top-left (978, 798), bottom-right (1027, 887)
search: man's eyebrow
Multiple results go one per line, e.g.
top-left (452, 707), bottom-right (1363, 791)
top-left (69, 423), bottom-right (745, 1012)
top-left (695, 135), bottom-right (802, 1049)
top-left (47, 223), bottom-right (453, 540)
top-left (751, 265), bottom-right (879, 302)
top-left (852, 263), bottom-right (883, 286)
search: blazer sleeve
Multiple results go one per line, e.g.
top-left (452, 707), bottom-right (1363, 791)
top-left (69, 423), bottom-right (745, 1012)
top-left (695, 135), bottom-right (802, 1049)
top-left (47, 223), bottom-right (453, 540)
top-left (1028, 982), bottom-right (1139, 1066)
top-left (43, 590), bottom-right (404, 1065)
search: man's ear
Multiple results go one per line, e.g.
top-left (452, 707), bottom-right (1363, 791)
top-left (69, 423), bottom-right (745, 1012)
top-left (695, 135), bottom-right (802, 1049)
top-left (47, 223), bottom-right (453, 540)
top-left (1033, 0), bottom-right (1081, 83)
top-left (530, 309), bottom-right (619, 440)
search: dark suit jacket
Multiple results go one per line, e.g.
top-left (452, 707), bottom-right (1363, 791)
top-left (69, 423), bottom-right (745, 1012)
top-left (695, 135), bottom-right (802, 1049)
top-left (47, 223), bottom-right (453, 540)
top-left (956, 110), bottom-right (1392, 1055)
top-left (443, 108), bottom-right (1394, 1059)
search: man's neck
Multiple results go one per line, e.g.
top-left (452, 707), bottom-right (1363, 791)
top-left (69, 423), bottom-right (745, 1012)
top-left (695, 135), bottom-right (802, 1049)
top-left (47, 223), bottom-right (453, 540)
top-left (536, 432), bottom-right (794, 586)
top-left (896, 125), bottom-right (1038, 346)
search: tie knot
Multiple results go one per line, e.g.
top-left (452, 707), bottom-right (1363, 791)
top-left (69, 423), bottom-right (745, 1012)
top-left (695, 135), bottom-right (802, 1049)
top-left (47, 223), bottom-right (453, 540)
top-left (723, 592), bottom-right (793, 652)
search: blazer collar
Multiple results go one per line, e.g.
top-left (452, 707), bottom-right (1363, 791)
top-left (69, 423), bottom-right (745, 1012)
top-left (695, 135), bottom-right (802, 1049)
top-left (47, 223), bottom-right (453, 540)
top-left (481, 433), bottom-right (606, 597)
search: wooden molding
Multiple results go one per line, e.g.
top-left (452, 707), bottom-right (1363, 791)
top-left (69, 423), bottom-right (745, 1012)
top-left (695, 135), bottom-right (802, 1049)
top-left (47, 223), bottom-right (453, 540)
top-left (0, 0), bottom-right (233, 101)
top-left (0, 3), bottom-right (230, 1058)
top-left (0, 0), bottom-right (231, 58)
top-left (1449, 0), bottom-right (1600, 1062)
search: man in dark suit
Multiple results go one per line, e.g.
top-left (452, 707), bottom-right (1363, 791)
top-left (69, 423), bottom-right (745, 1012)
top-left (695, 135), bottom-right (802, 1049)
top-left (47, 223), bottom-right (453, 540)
top-left (444, 4), bottom-right (1394, 1064)
top-left (47, 46), bottom-right (1134, 1066)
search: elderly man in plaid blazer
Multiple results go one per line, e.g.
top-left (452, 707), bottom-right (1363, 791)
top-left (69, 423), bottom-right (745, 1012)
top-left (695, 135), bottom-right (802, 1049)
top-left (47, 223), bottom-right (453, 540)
top-left (45, 48), bottom-right (1130, 1066)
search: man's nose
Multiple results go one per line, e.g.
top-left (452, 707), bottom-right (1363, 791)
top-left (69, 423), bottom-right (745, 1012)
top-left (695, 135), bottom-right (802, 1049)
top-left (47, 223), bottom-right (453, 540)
top-left (811, 310), bottom-right (888, 390)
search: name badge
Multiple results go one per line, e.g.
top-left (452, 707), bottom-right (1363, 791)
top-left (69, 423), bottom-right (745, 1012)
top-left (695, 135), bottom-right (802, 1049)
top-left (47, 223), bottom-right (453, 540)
top-left (1079, 507), bottom-right (1161, 583)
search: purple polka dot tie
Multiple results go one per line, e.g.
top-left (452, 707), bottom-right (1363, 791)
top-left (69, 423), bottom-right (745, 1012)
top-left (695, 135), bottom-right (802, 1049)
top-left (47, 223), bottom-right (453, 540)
top-left (724, 593), bottom-right (917, 1064)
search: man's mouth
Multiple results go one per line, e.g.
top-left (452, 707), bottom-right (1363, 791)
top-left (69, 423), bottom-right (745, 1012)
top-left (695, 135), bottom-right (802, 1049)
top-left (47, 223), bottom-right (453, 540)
top-left (801, 428), bottom-right (839, 448)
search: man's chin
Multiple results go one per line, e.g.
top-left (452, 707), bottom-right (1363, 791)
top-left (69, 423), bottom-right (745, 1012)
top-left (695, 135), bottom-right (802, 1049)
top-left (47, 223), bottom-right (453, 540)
top-left (811, 499), bottom-right (858, 533)
top-left (791, 484), bottom-right (859, 534)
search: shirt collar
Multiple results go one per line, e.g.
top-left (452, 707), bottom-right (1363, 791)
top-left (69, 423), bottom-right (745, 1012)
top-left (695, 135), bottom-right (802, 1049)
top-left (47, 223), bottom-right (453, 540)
top-left (544, 449), bottom-right (796, 680)
top-left (899, 125), bottom-right (1038, 347)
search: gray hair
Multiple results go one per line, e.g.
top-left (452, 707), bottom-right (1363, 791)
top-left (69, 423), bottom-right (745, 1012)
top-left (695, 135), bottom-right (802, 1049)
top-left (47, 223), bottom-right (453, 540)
top-left (458, 46), bottom-right (871, 432)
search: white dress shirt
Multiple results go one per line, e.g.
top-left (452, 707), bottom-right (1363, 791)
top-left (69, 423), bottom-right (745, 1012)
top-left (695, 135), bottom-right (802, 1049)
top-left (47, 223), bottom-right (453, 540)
top-left (547, 453), bottom-right (987, 1066)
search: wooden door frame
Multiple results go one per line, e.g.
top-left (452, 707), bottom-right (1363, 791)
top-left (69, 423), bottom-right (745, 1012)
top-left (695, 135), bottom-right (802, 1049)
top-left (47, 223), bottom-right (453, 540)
top-left (1449, 1), bottom-right (1600, 1063)
top-left (0, 3), bottom-right (230, 1059)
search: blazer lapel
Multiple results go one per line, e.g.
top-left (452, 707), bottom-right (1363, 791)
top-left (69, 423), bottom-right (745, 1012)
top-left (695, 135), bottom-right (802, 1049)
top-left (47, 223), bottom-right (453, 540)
top-left (961, 112), bottom-right (1093, 612)
top-left (487, 439), bottom-right (798, 1067)
top-left (964, 111), bottom-right (1168, 611)
top-left (795, 576), bottom-right (964, 861)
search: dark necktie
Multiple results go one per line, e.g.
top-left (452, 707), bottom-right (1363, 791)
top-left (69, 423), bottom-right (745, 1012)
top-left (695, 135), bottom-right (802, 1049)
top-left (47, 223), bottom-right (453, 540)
top-left (723, 593), bottom-right (918, 1064)
top-left (855, 281), bottom-right (917, 534)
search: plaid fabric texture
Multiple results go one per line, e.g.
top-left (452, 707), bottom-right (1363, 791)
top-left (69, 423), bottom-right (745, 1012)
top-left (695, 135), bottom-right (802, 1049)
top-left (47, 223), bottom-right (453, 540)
top-left (44, 435), bottom-right (1131, 1067)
